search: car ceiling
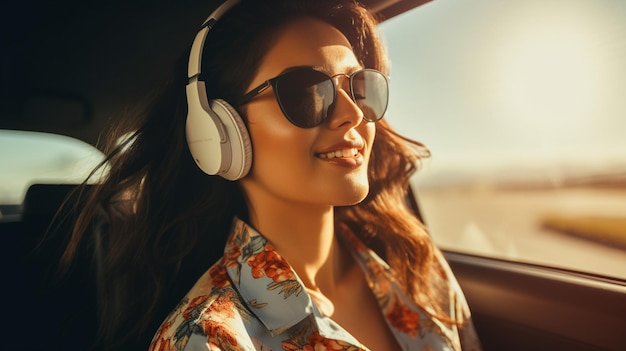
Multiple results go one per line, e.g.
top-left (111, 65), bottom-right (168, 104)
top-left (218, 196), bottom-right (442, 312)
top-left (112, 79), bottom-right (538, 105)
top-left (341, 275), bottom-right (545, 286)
top-left (1, 0), bottom-right (430, 147)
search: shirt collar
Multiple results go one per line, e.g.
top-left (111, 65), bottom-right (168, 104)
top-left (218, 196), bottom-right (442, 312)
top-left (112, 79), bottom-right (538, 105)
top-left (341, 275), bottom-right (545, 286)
top-left (223, 218), bottom-right (316, 335)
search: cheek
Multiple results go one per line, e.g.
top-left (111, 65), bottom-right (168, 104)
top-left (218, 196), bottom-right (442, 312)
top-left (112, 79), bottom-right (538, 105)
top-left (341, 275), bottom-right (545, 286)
top-left (252, 126), bottom-right (309, 159)
top-left (246, 115), bottom-right (316, 176)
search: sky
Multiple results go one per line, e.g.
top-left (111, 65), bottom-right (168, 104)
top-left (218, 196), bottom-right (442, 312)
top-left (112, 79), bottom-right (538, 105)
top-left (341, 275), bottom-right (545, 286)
top-left (378, 0), bottom-right (626, 185)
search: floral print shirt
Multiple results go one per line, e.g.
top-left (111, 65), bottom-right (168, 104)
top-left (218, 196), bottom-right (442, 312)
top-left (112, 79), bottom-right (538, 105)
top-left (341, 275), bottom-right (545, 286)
top-left (149, 218), bottom-right (482, 351)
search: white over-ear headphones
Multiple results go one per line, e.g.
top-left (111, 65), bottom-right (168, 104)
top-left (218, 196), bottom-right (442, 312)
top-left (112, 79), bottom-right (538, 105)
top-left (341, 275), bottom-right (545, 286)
top-left (185, 0), bottom-right (253, 181)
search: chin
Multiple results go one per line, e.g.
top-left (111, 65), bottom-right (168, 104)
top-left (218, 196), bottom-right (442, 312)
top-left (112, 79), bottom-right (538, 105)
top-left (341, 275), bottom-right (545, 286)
top-left (335, 185), bottom-right (370, 206)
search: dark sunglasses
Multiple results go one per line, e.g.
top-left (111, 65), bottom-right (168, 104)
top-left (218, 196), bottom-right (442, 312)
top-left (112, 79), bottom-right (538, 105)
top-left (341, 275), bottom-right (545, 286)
top-left (236, 67), bottom-right (389, 128)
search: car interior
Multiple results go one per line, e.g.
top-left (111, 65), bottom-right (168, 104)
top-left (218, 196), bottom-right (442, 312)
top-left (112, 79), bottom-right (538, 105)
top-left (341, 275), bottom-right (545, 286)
top-left (2, 0), bottom-right (625, 350)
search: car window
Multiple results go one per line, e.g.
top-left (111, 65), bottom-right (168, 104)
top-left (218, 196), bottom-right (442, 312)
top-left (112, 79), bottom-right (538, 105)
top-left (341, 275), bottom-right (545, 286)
top-left (379, 0), bottom-right (626, 280)
top-left (0, 130), bottom-right (104, 219)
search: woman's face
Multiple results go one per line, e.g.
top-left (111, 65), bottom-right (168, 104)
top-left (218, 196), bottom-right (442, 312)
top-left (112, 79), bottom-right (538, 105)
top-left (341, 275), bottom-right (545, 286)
top-left (240, 17), bottom-right (376, 209)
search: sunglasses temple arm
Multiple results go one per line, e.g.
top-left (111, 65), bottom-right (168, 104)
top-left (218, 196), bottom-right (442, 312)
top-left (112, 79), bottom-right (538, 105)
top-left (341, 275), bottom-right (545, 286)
top-left (236, 81), bottom-right (271, 106)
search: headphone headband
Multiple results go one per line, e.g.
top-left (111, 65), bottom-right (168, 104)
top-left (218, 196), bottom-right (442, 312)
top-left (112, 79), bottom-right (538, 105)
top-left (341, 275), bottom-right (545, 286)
top-left (188, 0), bottom-right (241, 79)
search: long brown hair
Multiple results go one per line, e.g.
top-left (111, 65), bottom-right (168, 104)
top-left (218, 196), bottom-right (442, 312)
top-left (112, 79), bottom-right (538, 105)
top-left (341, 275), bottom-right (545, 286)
top-left (63, 0), bottom-right (433, 348)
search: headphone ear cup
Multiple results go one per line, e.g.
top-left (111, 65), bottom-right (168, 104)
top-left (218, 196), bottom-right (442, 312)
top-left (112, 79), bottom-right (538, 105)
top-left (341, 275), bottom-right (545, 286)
top-left (209, 99), bottom-right (253, 180)
top-left (185, 81), bottom-right (252, 180)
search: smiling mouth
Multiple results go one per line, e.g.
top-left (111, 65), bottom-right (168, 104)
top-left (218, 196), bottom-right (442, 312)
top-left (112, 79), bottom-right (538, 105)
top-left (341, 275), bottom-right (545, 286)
top-left (317, 148), bottom-right (359, 159)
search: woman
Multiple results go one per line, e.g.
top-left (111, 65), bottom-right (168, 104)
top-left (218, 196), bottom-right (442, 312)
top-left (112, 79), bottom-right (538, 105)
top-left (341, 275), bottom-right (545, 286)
top-left (65, 0), bottom-right (481, 350)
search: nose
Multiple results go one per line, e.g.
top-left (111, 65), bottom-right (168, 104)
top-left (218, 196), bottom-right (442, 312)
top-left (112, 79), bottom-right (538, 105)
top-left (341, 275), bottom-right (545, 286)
top-left (326, 75), bottom-right (364, 129)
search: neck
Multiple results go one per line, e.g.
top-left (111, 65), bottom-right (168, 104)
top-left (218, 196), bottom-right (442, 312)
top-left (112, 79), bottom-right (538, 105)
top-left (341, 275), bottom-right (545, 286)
top-left (246, 197), bottom-right (346, 293)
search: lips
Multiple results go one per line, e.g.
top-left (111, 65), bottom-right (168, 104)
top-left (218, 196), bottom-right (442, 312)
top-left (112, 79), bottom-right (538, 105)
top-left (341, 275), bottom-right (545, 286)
top-left (317, 148), bottom-right (359, 159)
top-left (315, 141), bottom-right (365, 168)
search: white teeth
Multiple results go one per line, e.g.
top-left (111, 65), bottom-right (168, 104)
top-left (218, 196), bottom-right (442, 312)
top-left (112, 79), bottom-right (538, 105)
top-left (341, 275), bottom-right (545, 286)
top-left (318, 148), bottom-right (359, 159)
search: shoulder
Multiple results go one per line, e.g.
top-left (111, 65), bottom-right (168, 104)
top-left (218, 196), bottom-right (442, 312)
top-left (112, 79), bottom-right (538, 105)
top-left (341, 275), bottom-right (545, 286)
top-left (148, 260), bottom-right (255, 351)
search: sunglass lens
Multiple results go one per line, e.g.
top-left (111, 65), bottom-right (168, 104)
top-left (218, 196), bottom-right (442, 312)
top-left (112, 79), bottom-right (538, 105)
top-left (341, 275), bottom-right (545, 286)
top-left (274, 69), bottom-right (334, 128)
top-left (352, 70), bottom-right (388, 122)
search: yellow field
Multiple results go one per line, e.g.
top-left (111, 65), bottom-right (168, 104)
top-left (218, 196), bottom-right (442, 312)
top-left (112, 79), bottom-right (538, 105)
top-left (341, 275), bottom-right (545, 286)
top-left (541, 214), bottom-right (626, 250)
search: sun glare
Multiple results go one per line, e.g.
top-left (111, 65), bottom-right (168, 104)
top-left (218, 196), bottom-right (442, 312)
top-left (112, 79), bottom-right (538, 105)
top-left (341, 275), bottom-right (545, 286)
top-left (495, 20), bottom-right (605, 134)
